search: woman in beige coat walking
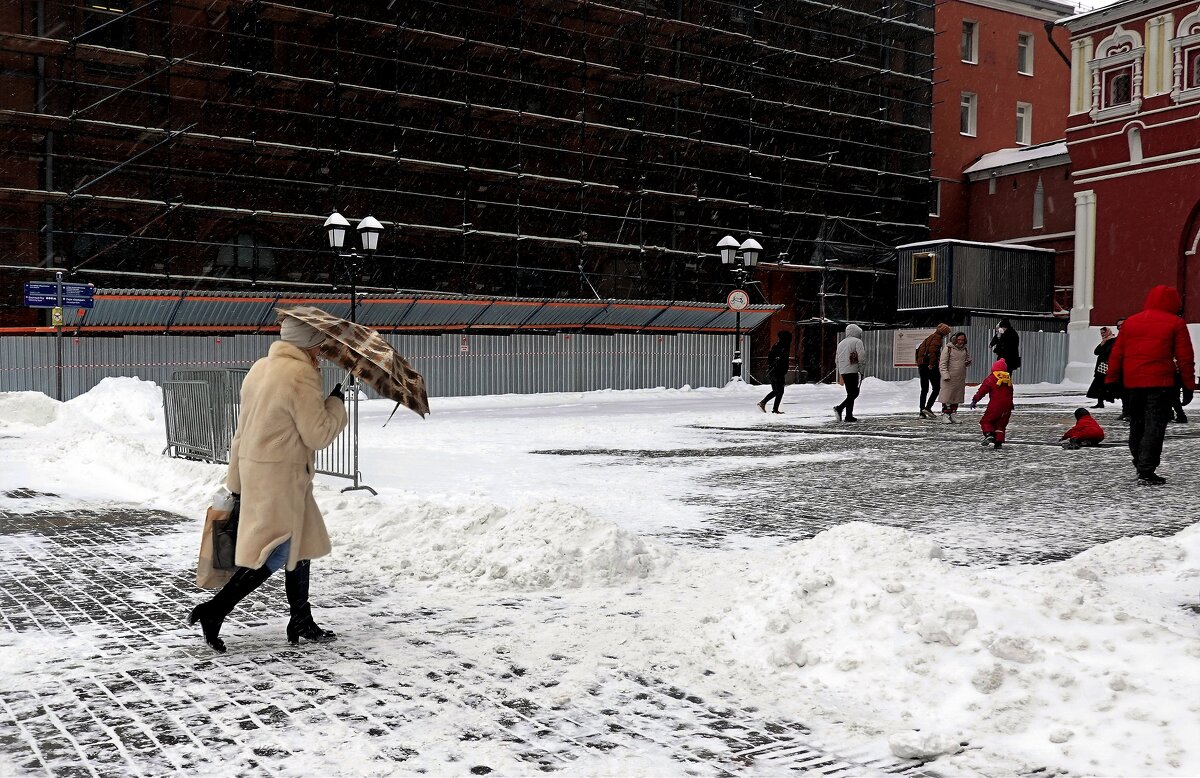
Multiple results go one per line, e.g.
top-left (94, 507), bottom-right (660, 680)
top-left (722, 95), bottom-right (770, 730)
top-left (189, 318), bottom-right (348, 652)
top-left (937, 331), bottom-right (972, 423)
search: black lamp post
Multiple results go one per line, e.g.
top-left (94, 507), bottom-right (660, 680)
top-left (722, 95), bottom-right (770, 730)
top-left (324, 210), bottom-right (383, 325)
top-left (718, 235), bottom-right (762, 379)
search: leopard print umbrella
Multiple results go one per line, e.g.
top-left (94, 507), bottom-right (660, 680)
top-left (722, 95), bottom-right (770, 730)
top-left (276, 306), bottom-right (430, 419)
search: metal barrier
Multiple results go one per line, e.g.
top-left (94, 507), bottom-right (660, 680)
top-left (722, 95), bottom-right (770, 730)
top-left (856, 326), bottom-right (1068, 384)
top-left (0, 332), bottom-right (742, 401)
top-left (162, 381), bottom-right (217, 461)
top-left (161, 367), bottom-right (367, 491)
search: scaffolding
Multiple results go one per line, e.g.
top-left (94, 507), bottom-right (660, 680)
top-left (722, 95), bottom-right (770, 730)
top-left (0, 0), bottom-right (934, 330)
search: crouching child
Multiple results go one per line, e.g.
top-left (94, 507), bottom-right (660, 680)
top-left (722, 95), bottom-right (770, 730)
top-left (1060, 408), bottom-right (1106, 449)
top-left (970, 358), bottom-right (1014, 449)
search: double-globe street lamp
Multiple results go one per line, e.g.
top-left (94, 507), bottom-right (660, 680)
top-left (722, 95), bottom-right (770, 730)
top-left (717, 235), bottom-right (762, 379)
top-left (323, 210), bottom-right (384, 326)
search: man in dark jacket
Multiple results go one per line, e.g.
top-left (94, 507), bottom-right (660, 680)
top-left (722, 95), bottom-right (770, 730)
top-left (990, 319), bottom-right (1021, 376)
top-left (1105, 285), bottom-right (1196, 485)
top-left (757, 331), bottom-right (792, 414)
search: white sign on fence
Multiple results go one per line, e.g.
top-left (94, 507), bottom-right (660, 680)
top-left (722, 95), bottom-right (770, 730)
top-left (892, 328), bottom-right (932, 369)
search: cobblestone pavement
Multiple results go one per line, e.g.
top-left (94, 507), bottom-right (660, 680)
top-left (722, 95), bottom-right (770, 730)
top-left (0, 506), bottom-right (933, 777)
top-left (544, 402), bottom-right (1200, 565)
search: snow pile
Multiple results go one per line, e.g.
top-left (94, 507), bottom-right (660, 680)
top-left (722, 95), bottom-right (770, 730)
top-left (327, 497), bottom-right (670, 589)
top-left (710, 522), bottom-right (1200, 774)
top-left (0, 391), bottom-right (60, 428)
top-left (63, 376), bottom-right (163, 435)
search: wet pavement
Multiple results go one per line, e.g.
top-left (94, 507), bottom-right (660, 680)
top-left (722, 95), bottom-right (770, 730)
top-left (544, 403), bottom-right (1200, 566)
top-left (0, 506), bottom-right (934, 777)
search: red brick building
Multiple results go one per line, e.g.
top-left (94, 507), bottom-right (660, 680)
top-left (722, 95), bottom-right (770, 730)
top-left (962, 141), bottom-right (1074, 312)
top-left (1061, 0), bottom-right (1200, 379)
top-left (931, 0), bottom-right (1074, 240)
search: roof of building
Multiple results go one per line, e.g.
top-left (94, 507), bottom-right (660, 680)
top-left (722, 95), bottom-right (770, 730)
top-left (963, 141), bottom-right (1070, 179)
top-left (957, 0), bottom-right (1076, 22)
top-left (21, 290), bottom-right (781, 334)
top-left (1060, 0), bottom-right (1177, 31)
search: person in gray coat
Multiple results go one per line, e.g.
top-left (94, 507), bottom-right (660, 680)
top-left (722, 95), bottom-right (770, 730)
top-left (833, 324), bottom-right (866, 422)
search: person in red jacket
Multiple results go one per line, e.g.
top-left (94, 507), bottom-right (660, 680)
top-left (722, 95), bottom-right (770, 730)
top-left (970, 358), bottom-right (1014, 449)
top-left (1060, 408), bottom-right (1105, 449)
top-left (1104, 285), bottom-right (1196, 485)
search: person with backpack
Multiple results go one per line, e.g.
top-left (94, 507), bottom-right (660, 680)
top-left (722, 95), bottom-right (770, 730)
top-left (757, 331), bottom-right (793, 414)
top-left (833, 324), bottom-right (866, 422)
top-left (914, 323), bottom-right (951, 419)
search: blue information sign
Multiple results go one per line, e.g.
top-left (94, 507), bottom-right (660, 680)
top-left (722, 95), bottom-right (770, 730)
top-left (24, 282), bottom-right (95, 309)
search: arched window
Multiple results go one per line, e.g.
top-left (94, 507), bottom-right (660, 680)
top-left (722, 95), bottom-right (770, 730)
top-left (1089, 26), bottom-right (1144, 119)
top-left (1127, 126), bottom-right (1143, 162)
top-left (216, 233), bottom-right (275, 270)
top-left (1107, 70), bottom-right (1132, 106)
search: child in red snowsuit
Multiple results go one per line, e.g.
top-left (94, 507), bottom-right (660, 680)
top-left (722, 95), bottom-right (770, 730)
top-left (970, 358), bottom-right (1014, 449)
top-left (1060, 408), bottom-right (1106, 449)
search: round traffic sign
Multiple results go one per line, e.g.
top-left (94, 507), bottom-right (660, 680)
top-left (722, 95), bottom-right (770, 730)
top-left (727, 289), bottom-right (750, 311)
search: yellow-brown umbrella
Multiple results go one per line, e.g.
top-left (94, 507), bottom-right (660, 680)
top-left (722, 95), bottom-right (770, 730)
top-left (276, 306), bottom-right (430, 419)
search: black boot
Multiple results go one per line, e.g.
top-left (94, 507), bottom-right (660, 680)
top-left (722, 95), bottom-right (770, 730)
top-left (188, 565), bottom-right (273, 653)
top-left (285, 560), bottom-right (336, 645)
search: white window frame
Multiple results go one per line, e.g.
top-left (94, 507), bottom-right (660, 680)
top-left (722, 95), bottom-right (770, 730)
top-left (1016, 102), bottom-right (1032, 145)
top-left (1018, 32), bottom-right (1034, 75)
top-left (929, 181), bottom-right (941, 217)
top-left (962, 20), bottom-right (980, 64)
top-left (1171, 8), bottom-right (1200, 103)
top-left (1088, 26), bottom-right (1144, 120)
top-left (960, 92), bottom-right (978, 136)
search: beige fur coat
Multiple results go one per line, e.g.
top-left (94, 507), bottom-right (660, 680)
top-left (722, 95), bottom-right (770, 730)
top-left (227, 341), bottom-right (347, 570)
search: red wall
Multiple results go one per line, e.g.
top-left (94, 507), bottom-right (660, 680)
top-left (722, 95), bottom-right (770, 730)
top-left (932, 1), bottom-right (1071, 238)
top-left (965, 162), bottom-right (1075, 300)
top-left (1067, 9), bottom-right (1200, 324)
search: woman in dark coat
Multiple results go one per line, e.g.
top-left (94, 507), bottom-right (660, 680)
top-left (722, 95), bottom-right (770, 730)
top-left (757, 331), bottom-right (792, 414)
top-left (990, 319), bottom-right (1021, 376)
top-left (1087, 326), bottom-right (1117, 408)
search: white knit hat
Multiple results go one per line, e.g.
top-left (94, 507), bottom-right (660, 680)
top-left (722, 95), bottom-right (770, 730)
top-left (279, 318), bottom-right (326, 349)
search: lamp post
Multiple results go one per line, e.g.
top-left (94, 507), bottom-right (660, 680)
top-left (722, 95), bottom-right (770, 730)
top-left (718, 235), bottom-right (761, 380)
top-left (324, 210), bottom-right (383, 326)
top-left (322, 211), bottom-right (384, 497)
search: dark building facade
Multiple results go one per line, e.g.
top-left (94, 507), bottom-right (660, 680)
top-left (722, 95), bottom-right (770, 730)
top-left (0, 0), bottom-right (934, 345)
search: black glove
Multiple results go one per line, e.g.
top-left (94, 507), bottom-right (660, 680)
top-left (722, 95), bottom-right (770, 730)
top-left (1183, 387), bottom-right (1194, 407)
top-left (329, 382), bottom-right (345, 402)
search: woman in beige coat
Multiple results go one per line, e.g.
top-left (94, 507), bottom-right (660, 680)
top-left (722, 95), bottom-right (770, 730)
top-left (937, 331), bottom-right (972, 423)
top-left (189, 318), bottom-right (348, 652)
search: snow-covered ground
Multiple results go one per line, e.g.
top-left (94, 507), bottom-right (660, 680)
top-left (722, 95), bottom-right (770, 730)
top-left (1, 377), bottom-right (1198, 776)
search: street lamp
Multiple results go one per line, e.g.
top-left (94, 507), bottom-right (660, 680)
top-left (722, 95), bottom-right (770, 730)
top-left (324, 211), bottom-right (383, 325)
top-left (718, 235), bottom-right (762, 379)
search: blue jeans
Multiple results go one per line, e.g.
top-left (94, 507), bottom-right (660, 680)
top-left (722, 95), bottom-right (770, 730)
top-left (264, 540), bottom-right (291, 573)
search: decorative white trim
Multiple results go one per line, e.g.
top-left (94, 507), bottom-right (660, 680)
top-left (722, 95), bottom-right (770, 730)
top-left (1070, 143), bottom-right (1200, 176)
top-left (1089, 26), bottom-right (1144, 120)
top-left (1074, 152), bottom-right (1200, 184)
top-left (1171, 8), bottom-right (1200, 102)
top-left (998, 230), bottom-right (1075, 244)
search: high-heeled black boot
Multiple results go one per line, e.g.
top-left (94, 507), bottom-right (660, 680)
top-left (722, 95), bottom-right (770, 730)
top-left (285, 560), bottom-right (336, 645)
top-left (188, 565), bottom-right (273, 653)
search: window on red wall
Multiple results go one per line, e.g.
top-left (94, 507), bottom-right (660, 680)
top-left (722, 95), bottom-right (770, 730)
top-left (1104, 68), bottom-right (1133, 107)
top-left (1188, 47), bottom-right (1200, 89)
top-left (962, 21), bottom-right (979, 63)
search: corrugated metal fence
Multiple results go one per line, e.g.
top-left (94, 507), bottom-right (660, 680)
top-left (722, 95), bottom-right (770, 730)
top-left (856, 326), bottom-right (1067, 384)
top-left (0, 332), bottom-right (742, 401)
